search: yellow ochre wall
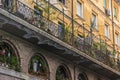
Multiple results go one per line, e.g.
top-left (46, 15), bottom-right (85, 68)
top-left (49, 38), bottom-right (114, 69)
top-left (21, 0), bottom-right (120, 57)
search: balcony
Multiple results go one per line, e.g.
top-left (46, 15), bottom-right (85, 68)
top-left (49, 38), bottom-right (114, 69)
top-left (0, 0), bottom-right (120, 79)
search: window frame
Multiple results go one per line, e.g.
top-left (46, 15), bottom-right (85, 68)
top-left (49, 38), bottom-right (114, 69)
top-left (0, 41), bottom-right (20, 72)
top-left (58, 0), bottom-right (66, 5)
top-left (58, 22), bottom-right (65, 39)
top-left (115, 33), bottom-right (119, 44)
top-left (34, 6), bottom-right (43, 15)
top-left (91, 13), bottom-right (98, 29)
top-left (104, 0), bottom-right (107, 8)
top-left (104, 24), bottom-right (110, 38)
top-left (115, 33), bottom-right (120, 46)
top-left (28, 54), bottom-right (49, 77)
top-left (76, 1), bottom-right (83, 18)
top-left (114, 7), bottom-right (117, 18)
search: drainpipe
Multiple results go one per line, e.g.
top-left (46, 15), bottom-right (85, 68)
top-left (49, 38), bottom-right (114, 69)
top-left (48, 0), bottom-right (50, 29)
top-left (48, 0), bottom-right (50, 20)
top-left (71, 0), bottom-right (74, 45)
top-left (111, 0), bottom-right (115, 51)
top-left (63, 8), bottom-right (64, 24)
top-left (72, 0), bottom-right (75, 78)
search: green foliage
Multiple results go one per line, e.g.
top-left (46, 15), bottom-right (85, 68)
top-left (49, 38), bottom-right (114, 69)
top-left (39, 20), bottom-right (45, 26)
top-left (32, 56), bottom-right (39, 63)
top-left (101, 44), bottom-right (106, 53)
top-left (10, 56), bottom-right (21, 72)
top-left (0, 55), bottom-right (5, 63)
top-left (112, 51), bottom-right (117, 55)
top-left (63, 25), bottom-right (72, 43)
top-left (0, 42), bottom-right (20, 72)
top-left (93, 42), bottom-right (100, 50)
top-left (39, 1), bottom-right (56, 20)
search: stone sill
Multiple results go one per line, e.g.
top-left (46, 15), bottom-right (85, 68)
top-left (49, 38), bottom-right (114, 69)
top-left (0, 66), bottom-right (40, 80)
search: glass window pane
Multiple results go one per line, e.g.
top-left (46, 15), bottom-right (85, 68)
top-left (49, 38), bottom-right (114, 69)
top-left (77, 2), bottom-right (83, 17)
top-left (114, 7), bottom-right (117, 17)
top-left (105, 24), bottom-right (109, 38)
top-left (104, 0), bottom-right (107, 8)
top-left (92, 14), bottom-right (97, 28)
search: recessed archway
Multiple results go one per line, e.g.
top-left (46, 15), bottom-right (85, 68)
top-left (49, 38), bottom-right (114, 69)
top-left (28, 54), bottom-right (49, 79)
top-left (0, 40), bottom-right (21, 72)
top-left (56, 65), bottom-right (71, 80)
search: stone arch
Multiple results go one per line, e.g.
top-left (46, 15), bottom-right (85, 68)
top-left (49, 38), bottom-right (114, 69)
top-left (0, 39), bottom-right (21, 72)
top-left (28, 53), bottom-right (50, 80)
top-left (78, 72), bottom-right (88, 80)
top-left (56, 64), bottom-right (72, 80)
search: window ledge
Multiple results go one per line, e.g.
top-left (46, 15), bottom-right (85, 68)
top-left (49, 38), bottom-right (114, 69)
top-left (104, 36), bottom-right (111, 41)
top-left (92, 27), bottom-right (99, 32)
top-left (76, 14), bottom-right (85, 21)
top-left (115, 44), bottom-right (120, 48)
top-left (0, 66), bottom-right (25, 79)
top-left (114, 16), bottom-right (119, 22)
top-left (0, 66), bottom-right (42, 80)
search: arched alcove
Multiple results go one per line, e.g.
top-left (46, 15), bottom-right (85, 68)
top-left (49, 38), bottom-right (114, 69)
top-left (0, 40), bottom-right (21, 72)
top-left (28, 54), bottom-right (49, 79)
top-left (56, 65), bottom-right (71, 80)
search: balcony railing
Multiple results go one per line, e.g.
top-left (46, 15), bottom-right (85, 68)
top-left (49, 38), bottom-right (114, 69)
top-left (0, 0), bottom-right (120, 72)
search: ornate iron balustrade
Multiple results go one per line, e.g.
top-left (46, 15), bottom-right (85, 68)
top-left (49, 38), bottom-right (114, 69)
top-left (0, 0), bottom-right (120, 72)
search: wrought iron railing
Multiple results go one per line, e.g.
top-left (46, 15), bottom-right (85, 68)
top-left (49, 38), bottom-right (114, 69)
top-left (0, 0), bottom-right (120, 72)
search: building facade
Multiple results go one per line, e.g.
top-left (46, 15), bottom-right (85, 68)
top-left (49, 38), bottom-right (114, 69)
top-left (0, 0), bottom-right (120, 80)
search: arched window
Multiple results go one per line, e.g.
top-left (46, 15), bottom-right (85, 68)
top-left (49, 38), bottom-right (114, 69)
top-left (0, 42), bottom-right (20, 72)
top-left (28, 54), bottom-right (49, 79)
top-left (56, 65), bottom-right (71, 80)
top-left (78, 73), bottom-right (88, 80)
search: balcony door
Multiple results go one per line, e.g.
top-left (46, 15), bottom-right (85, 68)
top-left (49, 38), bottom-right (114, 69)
top-left (58, 22), bottom-right (64, 40)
